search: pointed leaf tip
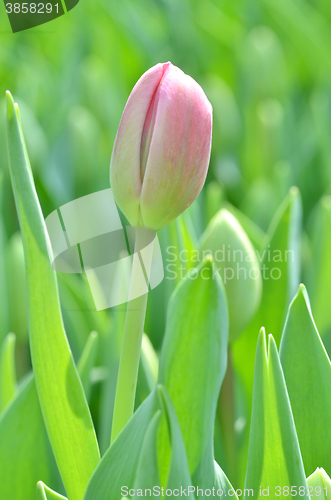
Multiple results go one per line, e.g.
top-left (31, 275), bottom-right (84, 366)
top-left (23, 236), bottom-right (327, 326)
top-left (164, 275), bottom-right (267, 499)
top-left (289, 185), bottom-right (300, 198)
top-left (6, 91), bottom-right (14, 120)
top-left (258, 327), bottom-right (266, 347)
top-left (291, 284), bottom-right (313, 316)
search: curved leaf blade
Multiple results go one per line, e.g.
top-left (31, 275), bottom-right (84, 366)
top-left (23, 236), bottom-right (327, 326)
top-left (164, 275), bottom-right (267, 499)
top-left (132, 410), bottom-right (161, 499)
top-left (244, 329), bottom-right (308, 499)
top-left (0, 332), bottom-right (16, 413)
top-left (84, 390), bottom-right (157, 500)
top-left (77, 331), bottom-right (99, 402)
top-left (0, 376), bottom-right (58, 500)
top-left (158, 258), bottom-right (228, 489)
top-left (280, 285), bottom-right (331, 476)
top-left (6, 91), bottom-right (100, 500)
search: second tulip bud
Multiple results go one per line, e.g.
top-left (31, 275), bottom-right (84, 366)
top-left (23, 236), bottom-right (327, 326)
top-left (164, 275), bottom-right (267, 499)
top-left (110, 62), bottom-right (212, 231)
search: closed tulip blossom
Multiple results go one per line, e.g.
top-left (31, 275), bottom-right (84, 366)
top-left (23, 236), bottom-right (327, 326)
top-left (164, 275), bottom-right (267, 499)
top-left (110, 62), bottom-right (212, 230)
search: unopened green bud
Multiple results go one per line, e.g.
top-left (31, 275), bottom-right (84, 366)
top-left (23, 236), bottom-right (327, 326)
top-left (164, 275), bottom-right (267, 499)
top-left (200, 209), bottom-right (262, 341)
top-left (307, 468), bottom-right (331, 499)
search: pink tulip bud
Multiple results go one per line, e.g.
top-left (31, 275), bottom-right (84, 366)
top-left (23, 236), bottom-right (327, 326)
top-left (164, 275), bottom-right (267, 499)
top-left (110, 62), bottom-right (212, 230)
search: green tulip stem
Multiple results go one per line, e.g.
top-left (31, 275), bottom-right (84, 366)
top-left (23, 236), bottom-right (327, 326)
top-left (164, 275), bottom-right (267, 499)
top-left (111, 229), bottom-right (152, 443)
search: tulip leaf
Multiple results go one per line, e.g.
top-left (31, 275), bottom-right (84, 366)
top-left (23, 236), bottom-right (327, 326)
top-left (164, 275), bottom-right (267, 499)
top-left (0, 375), bottom-right (58, 500)
top-left (158, 386), bottom-right (196, 498)
top-left (244, 329), bottom-right (308, 499)
top-left (306, 196), bottom-right (331, 336)
top-left (0, 332), bottom-right (17, 413)
top-left (232, 188), bottom-right (302, 451)
top-left (135, 333), bottom-right (159, 408)
top-left (37, 482), bottom-right (68, 500)
top-left (0, 171), bottom-right (9, 343)
top-left (83, 390), bottom-right (157, 500)
top-left (5, 233), bottom-right (28, 343)
top-left (175, 212), bottom-right (198, 268)
top-left (158, 258), bottom-right (228, 490)
top-left (0, 333), bottom-right (99, 500)
top-left (77, 331), bottom-right (99, 402)
top-left (254, 187), bottom-right (302, 343)
top-left (166, 212), bottom-right (198, 287)
top-left (214, 461), bottom-right (238, 499)
top-left (280, 285), bottom-right (331, 477)
top-left (132, 410), bottom-right (161, 499)
top-left (6, 91), bottom-right (100, 500)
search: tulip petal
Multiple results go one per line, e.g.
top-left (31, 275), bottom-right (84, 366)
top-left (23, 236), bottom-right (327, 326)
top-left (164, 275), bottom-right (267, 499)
top-left (141, 64), bottom-right (212, 230)
top-left (110, 63), bottom-right (165, 225)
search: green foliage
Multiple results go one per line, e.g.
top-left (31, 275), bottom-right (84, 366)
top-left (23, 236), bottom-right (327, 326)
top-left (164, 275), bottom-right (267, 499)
top-left (6, 92), bottom-right (100, 500)
top-left (306, 197), bottom-right (331, 337)
top-left (0, 327), bottom-right (101, 500)
top-left (158, 257), bottom-right (228, 491)
top-left (84, 390), bottom-right (157, 500)
top-left (244, 329), bottom-right (308, 499)
top-left (232, 188), bottom-right (302, 461)
top-left (77, 331), bottom-right (99, 402)
top-left (0, 172), bottom-right (9, 343)
top-left (0, 333), bottom-right (16, 413)
top-left (0, 376), bottom-right (58, 500)
top-left (280, 285), bottom-right (331, 477)
top-left (252, 187), bottom-right (302, 346)
top-left (1, 0), bottom-right (331, 496)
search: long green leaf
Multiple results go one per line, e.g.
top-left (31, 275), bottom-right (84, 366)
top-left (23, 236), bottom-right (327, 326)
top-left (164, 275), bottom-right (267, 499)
top-left (5, 233), bottom-right (28, 344)
top-left (0, 332), bottom-right (16, 413)
top-left (244, 329), bottom-right (308, 499)
top-left (77, 331), bottom-right (99, 402)
top-left (132, 410), bottom-right (161, 499)
top-left (280, 285), bottom-right (331, 476)
top-left (0, 171), bottom-right (9, 343)
top-left (214, 461), bottom-right (238, 500)
top-left (306, 196), bottom-right (331, 336)
top-left (232, 187), bottom-right (302, 474)
top-left (158, 257), bottom-right (228, 491)
top-left (0, 375), bottom-right (59, 500)
top-left (84, 390), bottom-right (157, 500)
top-left (6, 91), bottom-right (100, 500)
top-left (135, 333), bottom-right (159, 409)
top-left (0, 333), bottom-right (99, 500)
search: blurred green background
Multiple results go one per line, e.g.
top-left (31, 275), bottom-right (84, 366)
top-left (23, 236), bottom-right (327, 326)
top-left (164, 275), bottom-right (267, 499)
top-left (1, 0), bottom-right (331, 491)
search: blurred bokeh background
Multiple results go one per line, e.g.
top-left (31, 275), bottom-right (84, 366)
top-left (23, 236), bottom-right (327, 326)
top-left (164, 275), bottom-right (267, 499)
top-left (1, 0), bottom-right (331, 492)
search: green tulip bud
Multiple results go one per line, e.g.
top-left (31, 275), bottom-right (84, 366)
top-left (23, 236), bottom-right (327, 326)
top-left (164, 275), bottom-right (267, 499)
top-left (307, 468), bottom-right (331, 499)
top-left (200, 209), bottom-right (262, 340)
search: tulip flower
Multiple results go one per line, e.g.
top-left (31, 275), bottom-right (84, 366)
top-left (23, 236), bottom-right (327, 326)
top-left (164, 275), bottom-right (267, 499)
top-left (110, 61), bottom-right (212, 230)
